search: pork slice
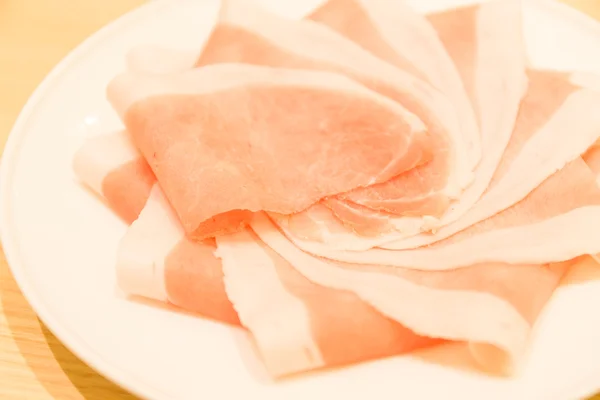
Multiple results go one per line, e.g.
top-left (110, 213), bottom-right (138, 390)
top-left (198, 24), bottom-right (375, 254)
top-left (308, 0), bottom-right (480, 190)
top-left (282, 0), bottom-right (528, 245)
top-left (315, 0), bottom-right (525, 224)
top-left (195, 0), bottom-right (470, 218)
top-left (117, 185), bottom-right (239, 325)
top-left (252, 213), bottom-right (551, 375)
top-left (384, 70), bottom-right (600, 250)
top-left (108, 64), bottom-right (429, 240)
top-left (72, 130), bottom-right (155, 223)
top-left (216, 229), bottom-right (438, 377)
top-left (283, 155), bottom-right (600, 269)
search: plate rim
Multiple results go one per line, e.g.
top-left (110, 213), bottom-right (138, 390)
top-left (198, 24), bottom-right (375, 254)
top-left (2, 1), bottom-right (600, 399)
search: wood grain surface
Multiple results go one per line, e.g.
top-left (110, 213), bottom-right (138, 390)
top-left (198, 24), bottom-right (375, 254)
top-left (0, 0), bottom-right (599, 399)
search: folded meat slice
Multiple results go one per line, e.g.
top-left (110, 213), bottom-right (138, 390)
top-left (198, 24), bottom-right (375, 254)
top-left (383, 70), bottom-right (600, 250)
top-left (276, 0), bottom-right (527, 248)
top-left (308, 0), bottom-right (480, 176)
top-left (108, 64), bottom-right (429, 240)
top-left (294, 69), bottom-right (600, 252)
top-left (195, 0), bottom-right (469, 218)
top-left (73, 131), bottom-right (238, 325)
top-left (251, 213), bottom-right (572, 374)
top-left (216, 229), bottom-right (438, 377)
top-left (73, 130), bottom-right (154, 223)
top-left (283, 157), bottom-right (600, 269)
top-left (312, 0), bottom-right (525, 227)
top-left (117, 185), bottom-right (240, 325)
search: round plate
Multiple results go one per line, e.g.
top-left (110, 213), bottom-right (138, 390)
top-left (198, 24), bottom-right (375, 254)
top-left (3, 0), bottom-right (600, 399)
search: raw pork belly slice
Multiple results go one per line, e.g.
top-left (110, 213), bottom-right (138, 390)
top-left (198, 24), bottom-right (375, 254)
top-left (284, 156), bottom-right (600, 269)
top-left (251, 213), bottom-right (573, 375)
top-left (308, 0), bottom-right (480, 175)
top-left (195, 0), bottom-right (469, 218)
top-left (73, 132), bottom-right (238, 325)
top-left (73, 130), bottom-right (154, 223)
top-left (384, 69), bottom-right (600, 250)
top-left (108, 64), bottom-right (429, 240)
top-left (216, 229), bottom-right (438, 377)
top-left (117, 185), bottom-right (240, 325)
top-left (277, 0), bottom-right (528, 248)
top-left (335, 0), bottom-right (526, 234)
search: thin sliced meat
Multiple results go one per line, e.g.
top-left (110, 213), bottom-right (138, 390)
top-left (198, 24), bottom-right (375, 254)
top-left (108, 64), bottom-right (429, 240)
top-left (283, 203), bottom-right (433, 252)
top-left (216, 229), bottom-right (438, 377)
top-left (72, 130), bottom-right (154, 223)
top-left (282, 156), bottom-right (600, 269)
top-left (284, 205), bottom-right (600, 269)
top-left (225, 220), bottom-right (570, 375)
top-left (195, 0), bottom-right (469, 217)
top-left (117, 185), bottom-right (240, 325)
top-left (325, 0), bottom-right (525, 224)
top-left (285, 73), bottom-right (574, 251)
top-left (308, 0), bottom-right (480, 177)
top-left (74, 131), bottom-right (238, 325)
top-left (279, 0), bottom-right (528, 248)
top-left (251, 213), bottom-right (541, 375)
top-left (383, 70), bottom-right (600, 250)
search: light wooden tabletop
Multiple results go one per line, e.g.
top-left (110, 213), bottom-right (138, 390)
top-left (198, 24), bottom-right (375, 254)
top-left (1, 0), bottom-right (600, 399)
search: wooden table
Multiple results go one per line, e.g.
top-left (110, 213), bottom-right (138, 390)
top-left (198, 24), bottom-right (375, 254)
top-left (1, 0), bottom-right (599, 398)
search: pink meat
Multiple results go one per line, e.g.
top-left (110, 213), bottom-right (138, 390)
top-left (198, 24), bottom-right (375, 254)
top-left (382, 69), bottom-right (600, 250)
top-left (118, 187), bottom-right (443, 377)
top-left (316, 0), bottom-right (525, 225)
top-left (108, 64), bottom-right (430, 240)
top-left (216, 229), bottom-right (440, 377)
top-left (73, 134), bottom-right (240, 325)
top-left (282, 0), bottom-right (528, 241)
top-left (117, 185), bottom-right (240, 325)
top-left (250, 213), bottom-right (573, 374)
top-left (308, 0), bottom-right (482, 216)
top-left (192, 0), bottom-right (466, 218)
top-left (73, 130), bottom-right (155, 224)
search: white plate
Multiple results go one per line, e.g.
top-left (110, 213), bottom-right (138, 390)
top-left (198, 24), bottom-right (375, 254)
top-left (3, 0), bottom-right (600, 399)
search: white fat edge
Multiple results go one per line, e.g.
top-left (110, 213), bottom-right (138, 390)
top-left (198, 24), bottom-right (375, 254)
top-left (383, 87), bottom-right (600, 250)
top-left (281, 206), bottom-right (600, 270)
top-left (219, 0), bottom-right (468, 187)
top-left (355, 0), bottom-right (481, 171)
top-left (107, 63), bottom-right (424, 134)
top-left (215, 229), bottom-right (325, 376)
top-left (251, 213), bottom-right (530, 370)
top-left (116, 185), bottom-right (181, 302)
top-left (72, 129), bottom-right (140, 196)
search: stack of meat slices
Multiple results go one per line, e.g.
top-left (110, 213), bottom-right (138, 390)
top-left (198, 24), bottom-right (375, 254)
top-left (73, 0), bottom-right (600, 378)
